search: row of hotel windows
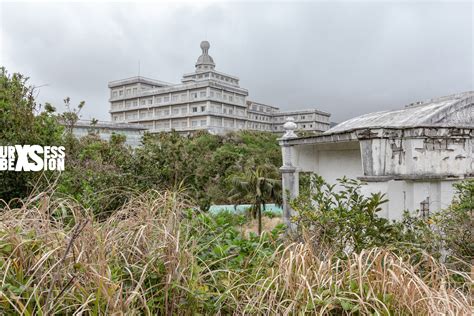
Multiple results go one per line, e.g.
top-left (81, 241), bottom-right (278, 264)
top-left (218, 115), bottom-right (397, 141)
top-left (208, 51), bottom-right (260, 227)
top-left (111, 84), bottom-right (154, 98)
top-left (113, 106), bottom-right (210, 121)
top-left (273, 114), bottom-right (329, 122)
top-left (112, 104), bottom-right (249, 119)
top-left (130, 118), bottom-right (246, 130)
top-left (252, 114), bottom-right (272, 122)
top-left (273, 122), bottom-right (327, 130)
top-left (250, 104), bottom-right (277, 113)
top-left (111, 90), bottom-right (246, 105)
top-left (189, 72), bottom-right (239, 85)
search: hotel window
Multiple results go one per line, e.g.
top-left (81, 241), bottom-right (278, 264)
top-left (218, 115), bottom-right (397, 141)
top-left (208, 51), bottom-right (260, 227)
top-left (191, 120), bottom-right (198, 127)
top-left (200, 91), bottom-right (206, 98)
top-left (156, 97), bottom-right (162, 103)
top-left (148, 99), bottom-right (153, 105)
top-left (164, 96), bottom-right (170, 102)
top-left (200, 120), bottom-right (207, 126)
top-left (210, 91), bottom-right (214, 97)
top-left (172, 108), bottom-right (179, 115)
top-left (216, 92), bottom-right (222, 99)
top-left (181, 121), bottom-right (187, 127)
top-left (192, 107), bottom-right (198, 113)
top-left (301, 115), bottom-right (305, 120)
top-left (112, 91), bottom-right (117, 97)
top-left (163, 109), bottom-right (169, 116)
top-left (204, 73), bottom-right (209, 78)
top-left (119, 90), bottom-right (123, 96)
top-left (192, 92), bottom-right (198, 99)
top-left (172, 95), bottom-right (178, 102)
top-left (223, 108), bottom-right (227, 114)
top-left (223, 94), bottom-right (227, 100)
top-left (310, 124), bottom-right (313, 128)
top-left (229, 96), bottom-right (233, 102)
top-left (201, 106), bottom-right (206, 112)
top-left (133, 88), bottom-right (137, 94)
top-left (155, 110), bottom-right (161, 117)
top-left (126, 88), bottom-right (131, 95)
top-left (181, 107), bottom-right (187, 114)
top-left (140, 100), bottom-right (146, 106)
top-left (181, 94), bottom-right (187, 101)
top-left (228, 109), bottom-right (233, 115)
top-left (133, 101), bottom-right (138, 107)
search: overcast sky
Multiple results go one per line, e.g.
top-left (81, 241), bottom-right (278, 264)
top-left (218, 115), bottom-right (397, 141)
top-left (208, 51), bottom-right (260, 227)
top-left (1, 1), bottom-right (472, 123)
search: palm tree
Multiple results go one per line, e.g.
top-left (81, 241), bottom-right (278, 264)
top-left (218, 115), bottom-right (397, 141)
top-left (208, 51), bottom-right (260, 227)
top-left (229, 165), bottom-right (282, 235)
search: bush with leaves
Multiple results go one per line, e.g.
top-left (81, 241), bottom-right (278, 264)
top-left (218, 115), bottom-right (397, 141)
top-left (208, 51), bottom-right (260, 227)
top-left (290, 176), bottom-right (407, 255)
top-left (56, 133), bottom-right (137, 218)
top-left (0, 67), bottom-right (64, 202)
top-left (429, 180), bottom-right (473, 270)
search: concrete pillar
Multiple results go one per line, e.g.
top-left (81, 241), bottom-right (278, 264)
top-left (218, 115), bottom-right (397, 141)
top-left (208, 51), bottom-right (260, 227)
top-left (280, 164), bottom-right (299, 231)
top-left (279, 117), bottom-right (299, 231)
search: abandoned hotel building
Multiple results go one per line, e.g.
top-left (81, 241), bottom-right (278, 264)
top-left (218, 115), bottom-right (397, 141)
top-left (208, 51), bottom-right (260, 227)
top-left (108, 41), bottom-right (330, 135)
top-left (280, 91), bottom-right (474, 224)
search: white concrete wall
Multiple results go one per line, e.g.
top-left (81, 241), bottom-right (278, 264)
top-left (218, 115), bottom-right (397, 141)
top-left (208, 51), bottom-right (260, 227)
top-left (291, 141), bottom-right (464, 221)
top-left (361, 179), bottom-right (459, 221)
top-left (293, 141), bottom-right (362, 185)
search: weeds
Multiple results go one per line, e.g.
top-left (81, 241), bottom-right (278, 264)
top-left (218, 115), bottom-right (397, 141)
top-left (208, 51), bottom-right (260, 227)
top-left (0, 191), bottom-right (471, 314)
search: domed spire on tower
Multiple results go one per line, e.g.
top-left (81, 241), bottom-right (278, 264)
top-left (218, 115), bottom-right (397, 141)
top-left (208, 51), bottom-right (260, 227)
top-left (195, 40), bottom-right (215, 71)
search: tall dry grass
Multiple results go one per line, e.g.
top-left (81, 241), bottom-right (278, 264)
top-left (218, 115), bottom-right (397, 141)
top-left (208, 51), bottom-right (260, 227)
top-left (0, 191), bottom-right (472, 315)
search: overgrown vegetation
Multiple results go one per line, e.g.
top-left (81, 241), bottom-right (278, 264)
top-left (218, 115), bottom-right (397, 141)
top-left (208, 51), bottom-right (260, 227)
top-left (1, 68), bottom-right (472, 314)
top-left (0, 67), bottom-right (63, 202)
top-left (0, 190), bottom-right (471, 314)
top-left (0, 68), bottom-right (282, 212)
top-left (292, 175), bottom-right (473, 274)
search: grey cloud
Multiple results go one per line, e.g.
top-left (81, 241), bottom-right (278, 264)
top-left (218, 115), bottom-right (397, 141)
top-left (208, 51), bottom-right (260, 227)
top-left (1, 1), bottom-right (472, 123)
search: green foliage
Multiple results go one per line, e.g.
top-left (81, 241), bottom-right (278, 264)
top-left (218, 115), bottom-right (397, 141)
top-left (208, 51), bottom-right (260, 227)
top-left (291, 175), bottom-right (403, 255)
top-left (228, 164), bottom-right (282, 235)
top-left (185, 210), bottom-right (283, 272)
top-left (291, 175), bottom-right (473, 276)
top-left (132, 130), bottom-right (282, 212)
top-left (0, 67), bottom-right (64, 202)
top-left (429, 180), bottom-right (473, 269)
top-left (57, 133), bottom-right (136, 218)
top-left (53, 129), bottom-right (281, 216)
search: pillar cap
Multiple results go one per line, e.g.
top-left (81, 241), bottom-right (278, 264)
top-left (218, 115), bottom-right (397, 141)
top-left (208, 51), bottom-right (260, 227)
top-left (282, 117), bottom-right (298, 139)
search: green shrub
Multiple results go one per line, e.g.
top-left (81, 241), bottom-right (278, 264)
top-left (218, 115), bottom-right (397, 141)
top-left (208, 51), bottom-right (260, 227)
top-left (0, 68), bottom-right (63, 202)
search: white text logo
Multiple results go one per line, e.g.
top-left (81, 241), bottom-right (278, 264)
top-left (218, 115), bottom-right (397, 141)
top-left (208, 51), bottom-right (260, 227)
top-left (0, 145), bottom-right (65, 171)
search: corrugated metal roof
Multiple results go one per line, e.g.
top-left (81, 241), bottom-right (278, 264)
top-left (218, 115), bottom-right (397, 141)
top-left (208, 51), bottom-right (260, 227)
top-left (326, 91), bottom-right (474, 134)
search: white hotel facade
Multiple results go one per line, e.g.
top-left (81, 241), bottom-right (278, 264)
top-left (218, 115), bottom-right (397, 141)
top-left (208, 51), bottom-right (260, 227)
top-left (109, 41), bottom-right (330, 135)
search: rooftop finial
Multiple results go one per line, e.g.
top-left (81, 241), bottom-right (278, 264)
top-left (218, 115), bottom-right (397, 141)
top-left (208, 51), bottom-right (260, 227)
top-left (200, 41), bottom-right (210, 54)
top-left (196, 40), bottom-right (215, 71)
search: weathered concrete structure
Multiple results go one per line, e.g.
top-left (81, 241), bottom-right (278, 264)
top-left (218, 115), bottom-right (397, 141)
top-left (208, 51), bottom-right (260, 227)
top-left (279, 92), bottom-right (474, 223)
top-left (68, 120), bottom-right (147, 147)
